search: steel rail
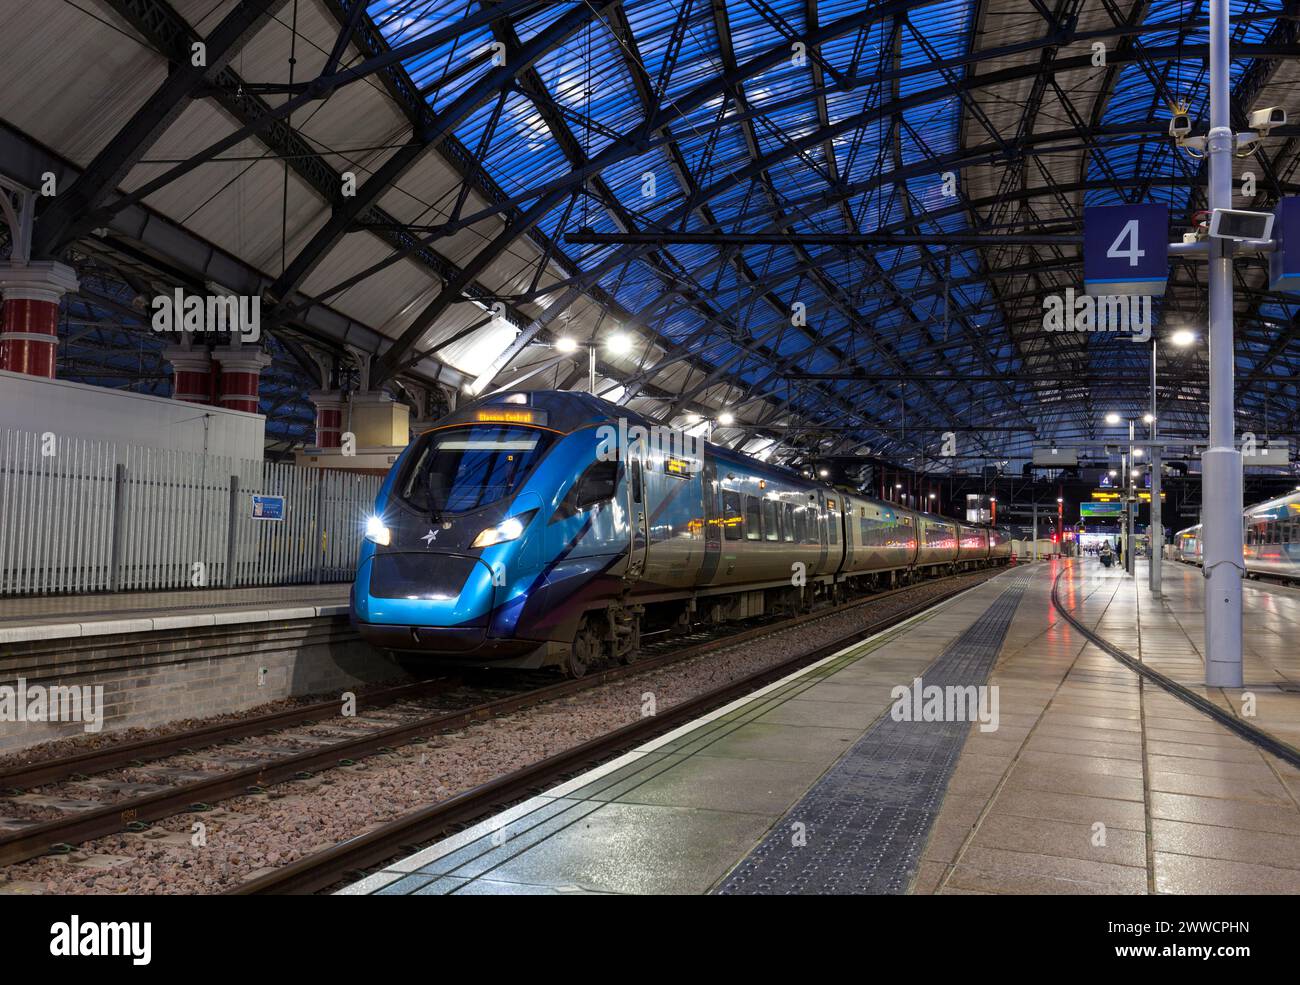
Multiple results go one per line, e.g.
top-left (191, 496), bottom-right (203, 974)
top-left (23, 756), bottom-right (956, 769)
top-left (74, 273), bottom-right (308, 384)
top-left (231, 576), bottom-right (997, 894)
top-left (0, 569), bottom-right (1001, 869)
top-left (0, 679), bottom-right (459, 792)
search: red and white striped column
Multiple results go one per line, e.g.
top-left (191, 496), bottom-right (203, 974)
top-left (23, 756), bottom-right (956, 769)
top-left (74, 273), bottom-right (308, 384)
top-left (309, 389), bottom-right (345, 448)
top-left (162, 345), bottom-right (214, 404)
top-left (211, 345), bottom-right (271, 414)
top-left (0, 261), bottom-right (78, 378)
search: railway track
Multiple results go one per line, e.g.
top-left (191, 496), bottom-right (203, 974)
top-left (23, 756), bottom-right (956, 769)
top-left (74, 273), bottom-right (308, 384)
top-left (232, 572), bottom-right (1003, 894)
top-left (0, 568), bottom-right (1004, 875)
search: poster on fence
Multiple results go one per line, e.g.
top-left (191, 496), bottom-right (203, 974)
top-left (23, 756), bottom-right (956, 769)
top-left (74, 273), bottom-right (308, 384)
top-left (251, 494), bottom-right (285, 521)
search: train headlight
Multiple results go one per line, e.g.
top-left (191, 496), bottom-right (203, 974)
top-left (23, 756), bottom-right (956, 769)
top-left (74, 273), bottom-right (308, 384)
top-left (471, 511), bottom-right (533, 549)
top-left (364, 515), bottom-right (391, 546)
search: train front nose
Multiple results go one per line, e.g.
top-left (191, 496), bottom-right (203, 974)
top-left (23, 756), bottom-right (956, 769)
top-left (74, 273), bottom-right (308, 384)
top-left (354, 550), bottom-right (497, 652)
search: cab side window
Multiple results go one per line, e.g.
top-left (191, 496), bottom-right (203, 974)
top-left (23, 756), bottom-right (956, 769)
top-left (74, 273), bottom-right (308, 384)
top-left (554, 460), bottom-right (619, 520)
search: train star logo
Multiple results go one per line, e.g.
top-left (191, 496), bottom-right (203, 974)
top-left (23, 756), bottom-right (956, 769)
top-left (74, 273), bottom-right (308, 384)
top-left (421, 529), bottom-right (438, 546)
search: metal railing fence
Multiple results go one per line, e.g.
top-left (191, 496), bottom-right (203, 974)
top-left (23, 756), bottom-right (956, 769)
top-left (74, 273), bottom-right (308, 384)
top-left (0, 428), bottom-right (381, 596)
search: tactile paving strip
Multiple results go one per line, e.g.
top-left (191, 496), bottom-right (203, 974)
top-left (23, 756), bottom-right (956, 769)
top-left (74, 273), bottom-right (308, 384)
top-left (715, 575), bottom-right (1029, 895)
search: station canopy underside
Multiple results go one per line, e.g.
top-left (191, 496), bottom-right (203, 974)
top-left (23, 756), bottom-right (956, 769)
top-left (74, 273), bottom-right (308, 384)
top-left (3, 0), bottom-right (1300, 468)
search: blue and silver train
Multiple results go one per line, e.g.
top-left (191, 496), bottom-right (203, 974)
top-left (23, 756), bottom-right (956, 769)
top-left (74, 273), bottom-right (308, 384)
top-left (351, 390), bottom-right (1012, 675)
top-left (1172, 491), bottom-right (1300, 581)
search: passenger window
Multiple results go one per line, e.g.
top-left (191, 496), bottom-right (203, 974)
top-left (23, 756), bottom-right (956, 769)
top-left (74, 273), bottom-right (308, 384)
top-left (763, 499), bottom-right (779, 541)
top-left (555, 460), bottom-right (619, 519)
top-left (784, 503), bottom-right (795, 542)
top-left (793, 506), bottom-right (806, 544)
top-left (722, 490), bottom-right (742, 541)
top-left (744, 496), bottom-right (761, 541)
top-left (827, 507), bottom-right (838, 545)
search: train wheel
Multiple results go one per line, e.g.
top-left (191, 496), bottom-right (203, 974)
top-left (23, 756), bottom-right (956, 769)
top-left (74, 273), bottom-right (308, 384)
top-left (566, 619), bottom-right (602, 678)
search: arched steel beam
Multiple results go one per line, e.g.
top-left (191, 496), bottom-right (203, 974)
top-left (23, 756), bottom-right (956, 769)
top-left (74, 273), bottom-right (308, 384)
top-left (263, 0), bottom-right (618, 313)
top-left (375, 35), bottom-right (1300, 386)
top-left (369, 0), bottom-right (932, 382)
top-left (411, 37), bottom-right (1298, 246)
top-left (704, 3), bottom-right (977, 449)
top-left (32, 0), bottom-right (287, 257)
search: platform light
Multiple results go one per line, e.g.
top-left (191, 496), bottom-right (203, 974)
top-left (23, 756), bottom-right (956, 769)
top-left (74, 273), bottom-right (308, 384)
top-left (555, 336), bottom-right (579, 353)
top-left (1134, 448), bottom-right (1143, 458)
top-left (1105, 412), bottom-right (1122, 425)
top-left (1057, 497), bottom-right (1064, 503)
top-left (717, 411), bottom-right (735, 426)
top-left (818, 468), bottom-right (829, 478)
top-left (364, 515), bottom-right (391, 547)
top-left (1109, 470), bottom-right (1118, 477)
top-left (1171, 329), bottom-right (1196, 347)
top-left (1143, 413), bottom-right (1155, 424)
top-left (606, 332), bottom-right (632, 355)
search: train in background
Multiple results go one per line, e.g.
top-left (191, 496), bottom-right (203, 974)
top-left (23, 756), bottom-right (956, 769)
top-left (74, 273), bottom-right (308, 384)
top-left (350, 390), bottom-right (1012, 676)
top-left (1171, 491), bottom-right (1300, 581)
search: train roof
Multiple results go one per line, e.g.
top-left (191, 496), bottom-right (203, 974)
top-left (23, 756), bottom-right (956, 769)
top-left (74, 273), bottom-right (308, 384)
top-left (1244, 490), bottom-right (1300, 519)
top-left (450, 389), bottom-right (820, 486)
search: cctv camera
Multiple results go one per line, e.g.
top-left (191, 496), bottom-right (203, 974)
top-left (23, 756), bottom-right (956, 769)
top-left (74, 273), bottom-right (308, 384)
top-left (1248, 106), bottom-right (1286, 131)
top-left (1169, 113), bottom-right (1192, 139)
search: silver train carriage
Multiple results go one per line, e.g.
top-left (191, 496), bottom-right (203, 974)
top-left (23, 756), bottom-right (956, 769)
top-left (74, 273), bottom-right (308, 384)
top-left (350, 390), bottom-right (1012, 674)
top-left (1171, 491), bottom-right (1300, 580)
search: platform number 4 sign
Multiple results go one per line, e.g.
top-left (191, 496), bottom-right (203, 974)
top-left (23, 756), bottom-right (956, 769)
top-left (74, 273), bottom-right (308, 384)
top-left (1083, 204), bottom-right (1168, 297)
top-left (1106, 220), bottom-right (1145, 267)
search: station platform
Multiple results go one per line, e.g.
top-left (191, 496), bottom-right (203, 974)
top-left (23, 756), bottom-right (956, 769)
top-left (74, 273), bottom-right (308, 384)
top-left (0, 584), bottom-right (350, 643)
top-left (341, 559), bottom-right (1300, 895)
top-left (0, 584), bottom-right (396, 753)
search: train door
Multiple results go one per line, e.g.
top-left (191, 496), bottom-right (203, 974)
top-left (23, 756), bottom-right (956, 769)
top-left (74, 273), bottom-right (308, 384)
top-left (825, 494), bottom-right (842, 574)
top-left (700, 458), bottom-right (721, 582)
top-left (625, 445), bottom-right (649, 581)
top-left (815, 490), bottom-right (829, 574)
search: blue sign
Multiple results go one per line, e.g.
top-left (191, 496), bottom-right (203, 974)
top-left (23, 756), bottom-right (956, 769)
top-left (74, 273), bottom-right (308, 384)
top-left (1270, 197), bottom-right (1300, 290)
top-left (251, 494), bottom-right (285, 521)
top-left (1083, 204), bottom-right (1168, 296)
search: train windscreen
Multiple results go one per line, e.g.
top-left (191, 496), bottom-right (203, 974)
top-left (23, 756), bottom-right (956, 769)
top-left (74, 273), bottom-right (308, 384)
top-left (399, 425), bottom-right (554, 515)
